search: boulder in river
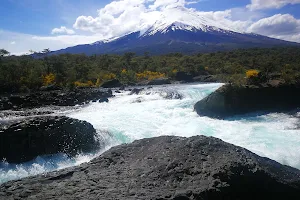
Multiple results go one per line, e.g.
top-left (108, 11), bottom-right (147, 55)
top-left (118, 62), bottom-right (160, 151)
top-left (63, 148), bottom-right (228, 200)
top-left (1, 135), bottom-right (300, 199)
top-left (98, 98), bottom-right (109, 103)
top-left (0, 116), bottom-right (100, 164)
top-left (101, 79), bottom-right (123, 88)
top-left (194, 84), bottom-right (300, 118)
top-left (119, 85), bottom-right (126, 90)
top-left (129, 88), bottom-right (144, 95)
top-left (175, 71), bottom-right (194, 82)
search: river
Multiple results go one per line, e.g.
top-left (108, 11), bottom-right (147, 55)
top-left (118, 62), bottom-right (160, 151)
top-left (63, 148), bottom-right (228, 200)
top-left (1, 83), bottom-right (300, 184)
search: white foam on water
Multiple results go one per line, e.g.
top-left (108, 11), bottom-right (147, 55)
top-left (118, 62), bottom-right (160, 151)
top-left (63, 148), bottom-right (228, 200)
top-left (1, 83), bottom-right (300, 184)
top-left (68, 83), bottom-right (300, 168)
top-left (0, 146), bottom-right (112, 184)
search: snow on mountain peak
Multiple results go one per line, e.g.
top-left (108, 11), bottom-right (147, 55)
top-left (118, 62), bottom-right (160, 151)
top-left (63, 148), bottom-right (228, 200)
top-left (141, 6), bottom-right (239, 37)
top-left (92, 6), bottom-right (243, 44)
top-left (91, 35), bottom-right (122, 45)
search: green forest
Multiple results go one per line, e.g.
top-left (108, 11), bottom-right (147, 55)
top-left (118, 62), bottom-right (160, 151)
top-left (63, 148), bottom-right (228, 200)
top-left (1, 47), bottom-right (300, 94)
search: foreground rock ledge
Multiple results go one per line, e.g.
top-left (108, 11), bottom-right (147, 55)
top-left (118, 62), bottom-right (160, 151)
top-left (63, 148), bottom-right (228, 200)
top-left (0, 116), bottom-right (100, 164)
top-left (1, 136), bottom-right (300, 200)
top-left (194, 84), bottom-right (300, 119)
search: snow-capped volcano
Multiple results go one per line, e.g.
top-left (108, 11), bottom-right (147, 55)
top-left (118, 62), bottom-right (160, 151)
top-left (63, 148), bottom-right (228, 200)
top-left (141, 7), bottom-right (238, 36)
top-left (142, 20), bottom-right (232, 37)
top-left (51, 8), bottom-right (298, 56)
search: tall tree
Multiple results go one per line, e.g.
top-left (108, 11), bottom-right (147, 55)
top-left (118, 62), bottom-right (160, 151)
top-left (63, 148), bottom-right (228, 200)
top-left (42, 48), bottom-right (51, 74)
top-left (0, 49), bottom-right (10, 66)
top-left (42, 48), bottom-right (50, 54)
top-left (0, 49), bottom-right (10, 57)
top-left (123, 52), bottom-right (135, 69)
top-left (29, 50), bottom-right (37, 54)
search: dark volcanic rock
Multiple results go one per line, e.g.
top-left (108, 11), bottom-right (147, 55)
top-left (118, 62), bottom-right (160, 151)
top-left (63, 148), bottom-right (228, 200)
top-left (119, 85), bottom-right (126, 90)
top-left (136, 78), bottom-right (171, 86)
top-left (1, 136), bottom-right (300, 200)
top-left (98, 98), bottom-right (109, 103)
top-left (0, 88), bottom-right (113, 111)
top-left (195, 84), bottom-right (300, 118)
top-left (0, 116), bottom-right (100, 163)
top-left (40, 84), bottom-right (62, 91)
top-left (101, 79), bottom-right (122, 88)
top-left (193, 75), bottom-right (217, 83)
top-left (129, 88), bottom-right (144, 95)
top-left (175, 71), bottom-right (193, 82)
top-left (147, 78), bottom-right (171, 85)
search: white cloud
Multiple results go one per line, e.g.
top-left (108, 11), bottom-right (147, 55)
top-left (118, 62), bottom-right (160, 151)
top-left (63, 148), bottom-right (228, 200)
top-left (229, 7), bottom-right (265, 21)
top-left (51, 26), bottom-right (75, 35)
top-left (33, 34), bottom-right (103, 45)
top-left (275, 33), bottom-right (300, 43)
top-left (73, 0), bottom-right (153, 36)
top-left (248, 14), bottom-right (300, 36)
top-left (70, 0), bottom-right (300, 44)
top-left (247, 0), bottom-right (300, 10)
top-left (197, 10), bottom-right (252, 32)
top-left (186, 1), bottom-right (201, 5)
top-left (248, 14), bottom-right (300, 43)
top-left (10, 41), bottom-right (16, 45)
top-left (73, 0), bottom-right (209, 37)
top-left (148, 0), bottom-right (186, 10)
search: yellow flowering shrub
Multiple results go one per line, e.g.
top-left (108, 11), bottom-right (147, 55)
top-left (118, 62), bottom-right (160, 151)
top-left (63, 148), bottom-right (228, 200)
top-left (246, 70), bottom-right (259, 79)
top-left (92, 73), bottom-right (118, 87)
top-left (42, 73), bottom-right (55, 86)
top-left (74, 80), bottom-right (94, 87)
top-left (102, 73), bottom-right (116, 80)
top-left (136, 71), bottom-right (166, 81)
top-left (95, 78), bottom-right (102, 87)
top-left (172, 69), bottom-right (178, 74)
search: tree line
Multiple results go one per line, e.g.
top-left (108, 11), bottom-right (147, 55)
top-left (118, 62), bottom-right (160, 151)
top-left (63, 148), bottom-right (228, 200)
top-left (0, 47), bottom-right (300, 93)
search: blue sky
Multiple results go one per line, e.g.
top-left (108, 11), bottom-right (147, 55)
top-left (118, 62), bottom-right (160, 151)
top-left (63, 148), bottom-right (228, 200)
top-left (0, 0), bottom-right (106, 35)
top-left (1, 0), bottom-right (300, 54)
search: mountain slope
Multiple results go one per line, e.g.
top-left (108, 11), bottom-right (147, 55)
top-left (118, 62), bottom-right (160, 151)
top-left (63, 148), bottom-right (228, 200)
top-left (51, 8), bottom-right (299, 55)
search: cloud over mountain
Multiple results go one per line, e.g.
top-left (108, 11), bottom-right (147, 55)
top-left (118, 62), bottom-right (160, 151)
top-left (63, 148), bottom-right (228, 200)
top-left (71, 0), bottom-right (300, 44)
top-left (72, 0), bottom-right (249, 38)
top-left (51, 26), bottom-right (75, 35)
top-left (248, 14), bottom-right (300, 36)
top-left (247, 0), bottom-right (300, 10)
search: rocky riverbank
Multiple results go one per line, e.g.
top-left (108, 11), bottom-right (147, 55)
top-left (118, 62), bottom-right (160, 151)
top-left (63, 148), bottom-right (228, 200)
top-left (0, 75), bottom-right (221, 111)
top-left (1, 135), bottom-right (300, 200)
top-left (0, 116), bottom-right (101, 164)
top-left (194, 83), bottom-right (300, 118)
top-left (0, 88), bottom-right (113, 111)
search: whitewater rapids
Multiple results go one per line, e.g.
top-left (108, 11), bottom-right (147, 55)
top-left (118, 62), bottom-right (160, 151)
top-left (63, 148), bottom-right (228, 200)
top-left (1, 83), bottom-right (300, 184)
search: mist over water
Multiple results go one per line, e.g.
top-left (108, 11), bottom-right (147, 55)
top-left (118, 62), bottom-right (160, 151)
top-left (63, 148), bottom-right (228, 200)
top-left (1, 83), bottom-right (300, 184)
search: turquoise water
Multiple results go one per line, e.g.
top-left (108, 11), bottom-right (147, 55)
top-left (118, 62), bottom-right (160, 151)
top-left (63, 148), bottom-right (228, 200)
top-left (1, 83), bottom-right (300, 184)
